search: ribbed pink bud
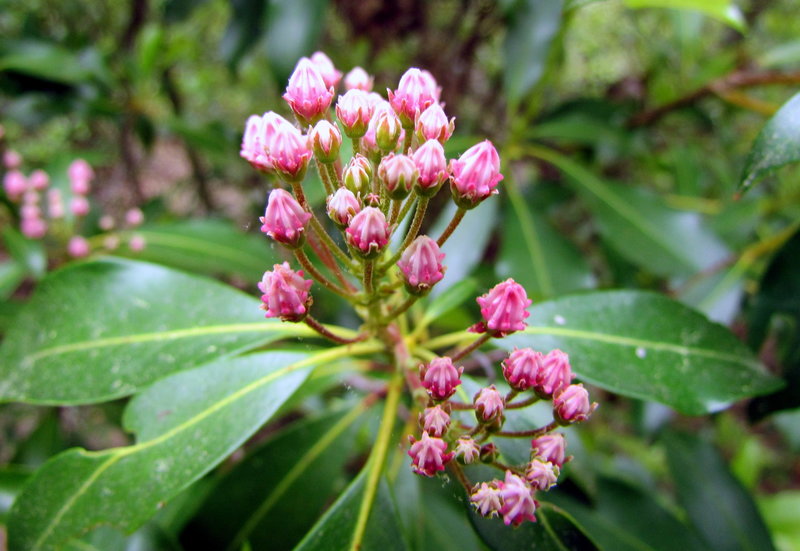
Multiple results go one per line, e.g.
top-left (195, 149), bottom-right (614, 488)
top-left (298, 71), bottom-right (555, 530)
top-left (125, 208), bottom-right (145, 227)
top-left (260, 188), bottom-right (311, 248)
top-left (525, 458), bottom-right (558, 491)
top-left (21, 204), bottom-right (41, 220)
top-left (419, 405), bottom-right (450, 437)
top-left (70, 196), bottom-right (90, 217)
top-left (470, 481), bottom-right (503, 518)
top-left (67, 236), bottom-right (91, 258)
top-left (449, 140), bottom-right (503, 209)
top-left (416, 103), bottom-right (454, 144)
top-left (536, 349), bottom-right (574, 398)
top-left (502, 348), bottom-right (544, 391)
top-left (21, 217), bottom-right (47, 239)
top-left (258, 262), bottom-right (313, 322)
top-left (326, 187), bottom-right (361, 227)
top-left (373, 109), bottom-right (402, 152)
top-left (411, 139), bottom-right (448, 195)
top-left (47, 189), bottom-right (64, 219)
top-left (282, 57), bottom-right (334, 124)
top-left (360, 100), bottom-right (391, 158)
top-left (377, 153), bottom-right (416, 199)
top-left (499, 471), bottom-right (538, 526)
top-left (420, 357), bottom-right (463, 401)
top-left (309, 120), bottom-right (342, 163)
top-left (407, 432), bottom-right (453, 477)
top-left (336, 89), bottom-right (373, 138)
top-left (388, 68), bottom-right (440, 127)
top-left (397, 236), bottom-right (445, 295)
top-left (310, 51), bottom-right (342, 89)
top-left (474, 385), bottom-right (505, 422)
top-left (553, 384), bottom-right (597, 425)
top-left (129, 234), bottom-right (146, 252)
top-left (240, 114), bottom-right (271, 172)
top-left (3, 150), bottom-right (22, 169)
top-left (474, 279), bottom-right (532, 335)
top-left (531, 433), bottom-right (567, 467)
top-left (345, 206), bottom-right (389, 257)
top-left (266, 124), bottom-right (312, 182)
top-left (344, 66), bottom-right (373, 91)
top-left (343, 154), bottom-right (372, 196)
top-left (455, 436), bottom-right (480, 465)
top-left (3, 170), bottom-right (27, 200)
top-left (28, 170), bottom-right (49, 191)
top-left (68, 159), bottom-right (94, 195)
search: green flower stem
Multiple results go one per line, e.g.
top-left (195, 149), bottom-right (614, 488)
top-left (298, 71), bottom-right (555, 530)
top-left (304, 315), bottom-right (367, 345)
top-left (316, 159), bottom-right (335, 195)
top-left (326, 162), bottom-right (342, 189)
top-left (352, 137), bottom-right (362, 156)
top-left (363, 259), bottom-right (375, 296)
top-left (294, 248), bottom-right (352, 299)
top-left (400, 126), bottom-right (413, 154)
top-left (495, 420), bottom-right (559, 439)
top-left (380, 294), bottom-right (419, 324)
top-left (395, 195), bottom-right (416, 228)
top-left (436, 206), bottom-right (466, 247)
top-left (388, 199), bottom-right (402, 226)
top-left (506, 395), bottom-right (539, 409)
top-left (380, 196), bottom-right (429, 271)
top-left (424, 330), bottom-right (478, 351)
top-left (450, 333), bottom-right (492, 362)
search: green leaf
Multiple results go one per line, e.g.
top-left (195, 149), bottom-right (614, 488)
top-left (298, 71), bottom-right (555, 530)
top-left (758, 491), bottom-right (800, 550)
top-left (494, 290), bottom-right (783, 415)
top-left (418, 278), bottom-right (478, 330)
top-left (664, 432), bottom-right (777, 551)
top-left (0, 466), bottom-right (31, 522)
top-left (0, 40), bottom-right (97, 85)
top-left (0, 258), bottom-right (316, 405)
top-left (739, 92), bottom-right (800, 194)
top-left (263, 0), bottom-right (328, 81)
top-left (220, 0), bottom-right (268, 68)
top-left (7, 350), bottom-right (320, 551)
top-left (624, 0), bottom-right (746, 32)
top-left (0, 260), bottom-right (25, 299)
top-left (2, 226), bottom-right (47, 279)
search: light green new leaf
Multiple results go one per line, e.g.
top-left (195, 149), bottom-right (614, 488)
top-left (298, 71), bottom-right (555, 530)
top-left (624, 0), bottom-right (746, 32)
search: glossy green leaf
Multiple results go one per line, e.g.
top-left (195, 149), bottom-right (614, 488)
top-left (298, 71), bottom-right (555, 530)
top-left (493, 290), bottom-right (783, 415)
top-left (418, 278), bottom-right (477, 330)
top-left (0, 260), bottom-right (25, 299)
top-left (0, 40), bottom-right (97, 84)
top-left (664, 432), bottom-right (777, 551)
top-left (0, 258), bottom-right (314, 405)
top-left (739, 92), bottom-right (800, 193)
top-left (8, 350), bottom-right (319, 551)
top-left (63, 524), bottom-right (180, 551)
top-left (2, 227), bottom-right (47, 279)
top-left (624, 0), bottom-right (746, 31)
top-left (0, 467), bottom-right (30, 522)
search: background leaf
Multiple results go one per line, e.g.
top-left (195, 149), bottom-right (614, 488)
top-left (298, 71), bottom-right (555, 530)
top-left (624, 0), bottom-right (746, 31)
top-left (2, 226), bottom-right (47, 279)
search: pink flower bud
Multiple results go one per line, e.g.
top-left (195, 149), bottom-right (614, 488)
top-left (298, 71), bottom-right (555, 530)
top-left (470, 481), bottom-right (503, 518)
top-left (499, 471), bottom-right (538, 526)
top-left (397, 235), bottom-right (446, 295)
top-left (240, 114), bottom-right (272, 172)
top-left (260, 188), bottom-right (312, 248)
top-left (20, 217), bottom-right (47, 239)
top-left (525, 458), bottom-right (558, 491)
top-left (415, 103), bottom-right (454, 144)
top-left (411, 139), bottom-right (448, 195)
top-left (449, 140), bottom-right (503, 209)
top-left (309, 120), bottom-right (342, 163)
top-left (378, 153), bottom-right (416, 199)
top-left (282, 57), bottom-right (335, 125)
top-left (3, 150), bottom-right (22, 169)
top-left (21, 204), bottom-right (41, 220)
top-left (345, 206), bottom-right (390, 257)
top-left (99, 215), bottom-right (115, 231)
top-left (344, 66), bottom-right (373, 91)
top-left (47, 189), bottom-right (64, 219)
top-left (536, 349), bottom-right (574, 398)
top-left (336, 89), bottom-right (373, 138)
top-left (258, 262), bottom-right (313, 322)
top-left (343, 154), bottom-right (372, 196)
top-left (70, 196), bottom-right (91, 217)
top-left (266, 124), bottom-right (313, 182)
top-left (419, 357), bottom-right (463, 401)
top-left (68, 159), bottom-right (94, 195)
top-left (480, 442), bottom-right (500, 463)
top-left (419, 405), bottom-right (450, 437)
top-left (373, 109), bottom-right (402, 152)
top-left (474, 385), bottom-right (505, 422)
top-left (388, 68), bottom-right (440, 127)
top-left (129, 234), bottom-right (146, 252)
top-left (22, 190), bottom-right (39, 205)
top-left (28, 170), bottom-right (49, 191)
top-left (502, 348), bottom-right (544, 391)
top-left (103, 235), bottom-right (120, 250)
top-left (326, 187), bottom-right (361, 227)
top-left (407, 431), bottom-right (453, 477)
top-left (3, 170), bottom-right (28, 200)
top-left (474, 279), bottom-right (531, 335)
top-left (553, 384), bottom-right (597, 425)
top-left (125, 208), bottom-right (145, 227)
top-left (531, 433), bottom-right (567, 467)
top-left (455, 436), bottom-right (481, 465)
top-left (67, 236), bottom-right (91, 258)
top-left (310, 51), bottom-right (342, 89)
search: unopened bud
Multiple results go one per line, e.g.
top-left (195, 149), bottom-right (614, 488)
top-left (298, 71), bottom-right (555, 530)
top-left (378, 153), bottom-right (416, 199)
top-left (309, 120), bottom-right (342, 163)
top-left (326, 187), bottom-right (361, 227)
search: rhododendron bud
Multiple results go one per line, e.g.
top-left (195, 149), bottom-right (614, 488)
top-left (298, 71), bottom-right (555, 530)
top-left (364, 192), bottom-right (381, 208)
top-left (419, 356), bottom-right (463, 401)
top-left (47, 189), bottom-right (64, 219)
top-left (309, 120), bottom-right (342, 163)
top-left (260, 188), bottom-right (312, 248)
top-left (419, 405), bottom-right (450, 437)
top-left (388, 68), bottom-right (440, 128)
top-left (68, 159), bottom-right (94, 195)
top-left (104, 235), bottom-right (120, 250)
top-left (283, 57), bottom-right (334, 125)
top-left (3, 150), bottom-right (22, 169)
top-left (310, 51), bottom-right (342, 89)
top-left (258, 262), bottom-right (313, 322)
top-left (326, 187), bottom-right (361, 227)
top-left (470, 481), bottom-right (503, 518)
top-left (129, 234), bottom-right (147, 252)
top-left (407, 432), bottom-right (453, 477)
top-left (531, 433), bottom-right (567, 467)
top-left (240, 114), bottom-right (271, 172)
top-left (3, 170), bottom-right (27, 199)
top-left (502, 348), bottom-right (544, 391)
top-left (449, 140), bottom-right (503, 209)
top-left (415, 103), bottom-right (454, 144)
top-left (28, 170), bottom-right (49, 191)
top-left (455, 437), bottom-right (480, 465)
top-left (70, 196), bottom-right (90, 217)
top-left (20, 204), bottom-right (41, 220)
top-left (553, 384), bottom-right (597, 425)
top-left (536, 349), bottom-right (574, 398)
top-left (525, 458), bottom-right (558, 491)
top-left (377, 153), bottom-right (416, 199)
top-left (374, 109), bottom-right (402, 152)
top-left (21, 217), bottom-right (47, 239)
top-left (480, 442), bottom-right (499, 463)
top-left (125, 208), bottom-right (145, 227)
top-left (344, 66), bottom-right (373, 91)
top-left (266, 124), bottom-right (312, 182)
top-left (343, 154), bottom-right (372, 196)
top-left (474, 385), bottom-right (505, 422)
top-left (99, 215), bottom-right (115, 231)
top-left (411, 139), bottom-right (448, 196)
top-left (345, 206), bottom-right (389, 257)
top-left (67, 236), bottom-right (90, 258)
top-left (473, 279), bottom-right (531, 335)
top-left (336, 89), bottom-right (373, 138)
top-left (499, 471), bottom-right (538, 526)
top-left (397, 236), bottom-right (445, 295)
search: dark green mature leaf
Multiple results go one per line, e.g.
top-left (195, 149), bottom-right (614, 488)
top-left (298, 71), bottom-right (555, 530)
top-left (0, 40), bottom-right (97, 85)
top-left (0, 467), bottom-right (30, 522)
top-left (739, 92), bottom-right (800, 194)
top-left (163, 0), bottom-right (210, 23)
top-left (64, 524), bottom-right (180, 551)
top-left (8, 351), bottom-right (316, 551)
top-left (624, 0), bottom-right (746, 31)
top-left (664, 432), bottom-right (777, 551)
top-left (495, 291), bottom-right (782, 415)
top-left (0, 260), bottom-right (25, 299)
top-left (0, 258), bottom-right (312, 405)
top-left (2, 227), bottom-right (47, 279)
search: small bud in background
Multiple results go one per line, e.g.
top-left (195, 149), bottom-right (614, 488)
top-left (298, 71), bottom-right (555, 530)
top-left (129, 234), bottom-right (146, 252)
top-left (374, 109), bottom-right (402, 152)
top-left (378, 153), bottom-right (416, 200)
top-left (419, 405), bottom-right (450, 437)
top-left (449, 140), bottom-right (503, 209)
top-left (282, 57), bottom-right (334, 125)
top-left (479, 442), bottom-right (499, 463)
top-left (343, 154), bottom-right (372, 196)
top-left (28, 170), bottom-right (50, 191)
top-left (474, 279), bottom-right (531, 335)
top-left (415, 103), bottom-right (454, 144)
top-left (471, 481), bottom-right (503, 518)
top-left (411, 139), bottom-right (448, 196)
top-left (419, 356), bottom-right (463, 401)
top-left (99, 215), bottom-right (115, 231)
top-left (326, 187), bottom-right (361, 227)
top-left (474, 385), bottom-right (505, 423)
top-left (20, 204), bottom-right (41, 220)
top-left (525, 458), bottom-right (558, 491)
top-left (344, 66), bottom-right (373, 91)
top-left (260, 188), bottom-right (312, 248)
top-left (3, 170), bottom-right (28, 200)
top-left (498, 471), bottom-right (538, 526)
top-left (21, 217), bottom-right (47, 239)
top-left (502, 348), bottom-right (544, 391)
top-left (22, 189), bottom-right (39, 205)
top-left (47, 189), bottom-right (64, 219)
top-left (3, 150), bottom-right (22, 169)
top-left (310, 51), bottom-right (342, 89)
top-left (68, 159), bottom-right (94, 195)
top-left (125, 208), bottom-right (145, 227)
top-left (266, 124), bottom-right (313, 182)
top-left (67, 236), bottom-right (91, 258)
top-left (336, 89), bottom-right (373, 138)
top-left (398, 236), bottom-right (445, 295)
top-left (553, 384), bottom-right (597, 425)
top-left (103, 235), bottom-right (120, 250)
top-left (407, 431), bottom-right (453, 477)
top-left (455, 436), bottom-right (480, 465)
top-left (364, 193), bottom-right (381, 207)
top-left (388, 68), bottom-right (440, 128)
top-left (531, 433), bottom-right (568, 467)
top-left (309, 120), bottom-right (342, 163)
top-left (258, 262), bottom-right (313, 322)
top-left (70, 196), bottom-right (91, 217)
top-left (345, 206), bottom-right (390, 258)
top-left (536, 349), bottom-right (574, 398)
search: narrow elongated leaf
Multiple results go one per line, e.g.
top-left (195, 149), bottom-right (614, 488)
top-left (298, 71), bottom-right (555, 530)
top-left (739, 92), bottom-right (800, 194)
top-left (2, 227), bottom-right (47, 279)
top-left (0, 258), bottom-right (315, 405)
top-left (0, 40), bottom-right (97, 84)
top-left (664, 432), bottom-right (777, 551)
top-left (8, 351), bottom-right (321, 551)
top-left (418, 278), bottom-right (477, 329)
top-left (624, 0), bottom-right (746, 31)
